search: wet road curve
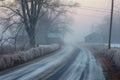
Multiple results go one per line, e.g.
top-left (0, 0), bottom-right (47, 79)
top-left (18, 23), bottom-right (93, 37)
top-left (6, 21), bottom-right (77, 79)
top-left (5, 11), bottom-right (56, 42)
top-left (0, 47), bottom-right (105, 80)
top-left (46, 48), bottom-right (105, 80)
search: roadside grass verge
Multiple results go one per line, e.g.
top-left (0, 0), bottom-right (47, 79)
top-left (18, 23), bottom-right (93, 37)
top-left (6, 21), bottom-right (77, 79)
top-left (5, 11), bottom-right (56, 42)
top-left (0, 44), bottom-right (60, 71)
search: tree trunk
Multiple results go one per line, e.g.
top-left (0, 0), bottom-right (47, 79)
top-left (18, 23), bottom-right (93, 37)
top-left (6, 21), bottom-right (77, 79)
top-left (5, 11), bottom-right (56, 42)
top-left (29, 32), bottom-right (35, 47)
top-left (27, 27), bottom-right (36, 48)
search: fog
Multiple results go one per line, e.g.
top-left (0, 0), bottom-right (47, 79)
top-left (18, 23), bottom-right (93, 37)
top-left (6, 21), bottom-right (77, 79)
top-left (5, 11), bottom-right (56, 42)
top-left (0, 0), bottom-right (120, 52)
top-left (0, 0), bottom-right (120, 80)
top-left (64, 0), bottom-right (120, 45)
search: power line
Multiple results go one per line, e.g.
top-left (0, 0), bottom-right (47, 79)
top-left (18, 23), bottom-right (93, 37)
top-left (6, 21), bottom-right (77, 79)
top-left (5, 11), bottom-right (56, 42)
top-left (79, 7), bottom-right (110, 13)
top-left (81, 6), bottom-right (110, 11)
top-left (114, 5), bottom-right (120, 9)
top-left (114, 0), bottom-right (120, 8)
top-left (80, 5), bottom-right (120, 14)
top-left (78, 7), bottom-right (119, 15)
top-left (79, 1), bottom-right (120, 14)
top-left (115, 0), bottom-right (120, 5)
top-left (76, 14), bottom-right (106, 18)
top-left (77, 3), bottom-right (120, 14)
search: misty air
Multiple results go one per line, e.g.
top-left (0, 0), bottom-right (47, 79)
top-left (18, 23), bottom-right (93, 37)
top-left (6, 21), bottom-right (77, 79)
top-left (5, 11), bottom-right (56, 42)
top-left (0, 0), bottom-right (120, 80)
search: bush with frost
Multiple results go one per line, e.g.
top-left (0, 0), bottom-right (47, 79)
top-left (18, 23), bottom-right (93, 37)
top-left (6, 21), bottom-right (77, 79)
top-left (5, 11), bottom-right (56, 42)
top-left (0, 44), bottom-right (60, 70)
top-left (112, 50), bottom-right (120, 67)
top-left (93, 47), bottom-right (120, 69)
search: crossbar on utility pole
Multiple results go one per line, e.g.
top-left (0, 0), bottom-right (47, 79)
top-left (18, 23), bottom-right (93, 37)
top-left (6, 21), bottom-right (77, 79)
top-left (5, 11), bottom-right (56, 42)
top-left (108, 0), bottom-right (114, 49)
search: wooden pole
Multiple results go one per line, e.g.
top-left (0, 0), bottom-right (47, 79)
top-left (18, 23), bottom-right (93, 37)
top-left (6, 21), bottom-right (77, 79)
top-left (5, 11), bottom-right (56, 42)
top-left (108, 0), bottom-right (114, 49)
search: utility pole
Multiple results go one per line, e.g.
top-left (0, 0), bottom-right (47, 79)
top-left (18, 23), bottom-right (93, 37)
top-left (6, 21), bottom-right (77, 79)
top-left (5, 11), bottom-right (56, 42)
top-left (108, 0), bottom-right (114, 49)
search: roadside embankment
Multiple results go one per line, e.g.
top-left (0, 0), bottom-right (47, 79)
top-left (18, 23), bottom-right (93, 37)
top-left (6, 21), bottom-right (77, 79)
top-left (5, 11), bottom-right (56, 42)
top-left (0, 44), bottom-right (60, 71)
top-left (90, 46), bottom-right (120, 80)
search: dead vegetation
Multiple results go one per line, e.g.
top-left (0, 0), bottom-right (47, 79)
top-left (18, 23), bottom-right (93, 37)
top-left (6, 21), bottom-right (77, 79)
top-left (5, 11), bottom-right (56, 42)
top-left (0, 44), bottom-right (60, 71)
top-left (93, 48), bottom-right (120, 80)
top-left (93, 47), bottom-right (120, 69)
top-left (91, 46), bottom-right (120, 80)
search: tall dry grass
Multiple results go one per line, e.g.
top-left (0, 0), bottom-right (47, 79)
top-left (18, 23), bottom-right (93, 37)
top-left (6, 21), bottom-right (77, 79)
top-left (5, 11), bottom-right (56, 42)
top-left (93, 47), bottom-right (120, 69)
top-left (0, 44), bottom-right (60, 71)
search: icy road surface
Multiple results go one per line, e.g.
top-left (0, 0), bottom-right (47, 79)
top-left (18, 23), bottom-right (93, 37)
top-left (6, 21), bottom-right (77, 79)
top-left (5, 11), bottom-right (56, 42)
top-left (0, 47), bottom-right (105, 80)
top-left (0, 46), bottom-right (77, 80)
top-left (58, 49), bottom-right (106, 80)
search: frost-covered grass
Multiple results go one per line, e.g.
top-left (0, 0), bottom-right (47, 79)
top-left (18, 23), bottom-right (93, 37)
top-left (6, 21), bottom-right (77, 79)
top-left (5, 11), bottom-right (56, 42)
top-left (92, 46), bottom-right (120, 69)
top-left (101, 48), bottom-right (120, 68)
top-left (0, 44), bottom-right (60, 71)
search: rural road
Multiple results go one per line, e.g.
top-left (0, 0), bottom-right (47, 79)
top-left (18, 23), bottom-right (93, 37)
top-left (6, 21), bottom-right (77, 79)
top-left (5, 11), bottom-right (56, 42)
top-left (0, 46), bottom-right (106, 80)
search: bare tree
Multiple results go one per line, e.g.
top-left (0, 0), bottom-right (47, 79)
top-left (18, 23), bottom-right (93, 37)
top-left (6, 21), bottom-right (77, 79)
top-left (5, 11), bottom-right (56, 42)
top-left (0, 0), bottom-right (79, 48)
top-left (19, 0), bottom-right (78, 47)
top-left (19, 0), bottom-right (47, 47)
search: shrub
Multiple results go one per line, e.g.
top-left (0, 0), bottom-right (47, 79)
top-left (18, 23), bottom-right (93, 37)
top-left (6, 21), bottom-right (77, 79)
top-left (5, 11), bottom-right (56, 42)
top-left (0, 44), bottom-right (60, 71)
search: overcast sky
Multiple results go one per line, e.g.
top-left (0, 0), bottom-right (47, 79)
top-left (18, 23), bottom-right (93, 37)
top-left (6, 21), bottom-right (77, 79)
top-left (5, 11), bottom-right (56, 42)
top-left (64, 0), bottom-right (120, 42)
top-left (1, 0), bottom-right (120, 42)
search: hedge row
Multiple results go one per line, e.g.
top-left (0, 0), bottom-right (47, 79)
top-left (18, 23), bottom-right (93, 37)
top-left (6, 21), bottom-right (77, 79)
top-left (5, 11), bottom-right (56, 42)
top-left (101, 48), bottom-right (120, 68)
top-left (0, 44), bottom-right (60, 70)
top-left (92, 46), bottom-right (120, 69)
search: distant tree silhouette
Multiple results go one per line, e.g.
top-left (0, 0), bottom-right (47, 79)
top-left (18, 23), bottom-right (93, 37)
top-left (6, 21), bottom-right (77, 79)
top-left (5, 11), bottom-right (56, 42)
top-left (0, 0), bottom-right (79, 48)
